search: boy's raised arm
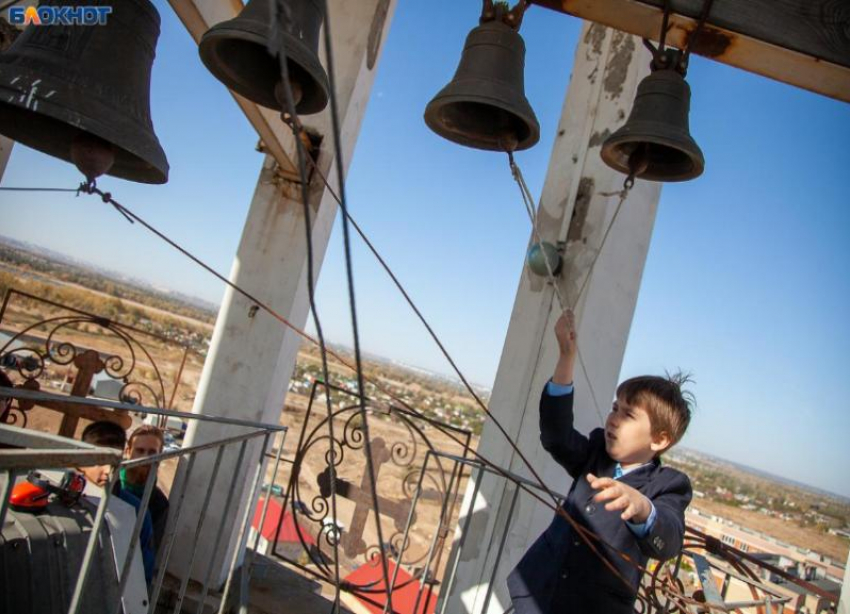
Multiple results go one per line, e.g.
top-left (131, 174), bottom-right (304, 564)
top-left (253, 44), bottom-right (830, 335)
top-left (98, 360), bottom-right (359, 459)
top-left (552, 310), bottom-right (576, 386)
top-left (539, 310), bottom-right (591, 478)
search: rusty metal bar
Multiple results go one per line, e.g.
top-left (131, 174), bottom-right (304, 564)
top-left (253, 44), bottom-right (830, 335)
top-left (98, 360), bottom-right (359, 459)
top-left (685, 526), bottom-right (838, 601)
top-left (166, 346), bottom-right (190, 413)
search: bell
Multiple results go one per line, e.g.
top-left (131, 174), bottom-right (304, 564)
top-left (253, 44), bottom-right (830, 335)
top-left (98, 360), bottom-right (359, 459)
top-left (199, 0), bottom-right (329, 115)
top-left (527, 241), bottom-right (562, 277)
top-left (600, 68), bottom-right (704, 182)
top-left (0, 0), bottom-right (169, 184)
top-left (424, 20), bottom-right (539, 152)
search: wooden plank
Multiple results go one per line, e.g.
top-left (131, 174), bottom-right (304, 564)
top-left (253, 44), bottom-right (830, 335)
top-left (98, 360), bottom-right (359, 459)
top-left (530, 0), bottom-right (850, 103)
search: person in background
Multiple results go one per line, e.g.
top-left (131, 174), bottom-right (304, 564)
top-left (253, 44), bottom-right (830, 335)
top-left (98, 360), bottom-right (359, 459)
top-left (122, 424), bottom-right (170, 550)
top-left (80, 420), bottom-right (155, 584)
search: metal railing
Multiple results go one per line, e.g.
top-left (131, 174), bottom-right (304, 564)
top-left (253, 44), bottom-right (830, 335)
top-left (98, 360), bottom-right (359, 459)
top-left (0, 388), bottom-right (287, 614)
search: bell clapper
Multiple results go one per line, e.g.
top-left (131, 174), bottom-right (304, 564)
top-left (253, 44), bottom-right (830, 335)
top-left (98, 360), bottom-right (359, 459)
top-left (499, 129), bottom-right (519, 154)
top-left (274, 77), bottom-right (304, 112)
top-left (70, 132), bottom-right (116, 184)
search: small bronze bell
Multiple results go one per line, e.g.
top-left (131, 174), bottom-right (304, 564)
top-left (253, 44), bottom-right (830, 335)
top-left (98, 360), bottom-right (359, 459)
top-left (424, 3), bottom-right (539, 152)
top-left (199, 0), bottom-right (329, 115)
top-left (0, 0), bottom-right (169, 184)
top-left (601, 64), bottom-right (704, 182)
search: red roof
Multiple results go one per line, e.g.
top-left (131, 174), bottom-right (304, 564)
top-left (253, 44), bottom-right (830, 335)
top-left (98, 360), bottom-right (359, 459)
top-left (252, 497), bottom-right (316, 546)
top-left (344, 558), bottom-right (437, 614)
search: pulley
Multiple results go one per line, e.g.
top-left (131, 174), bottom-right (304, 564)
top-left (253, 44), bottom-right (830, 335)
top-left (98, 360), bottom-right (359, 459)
top-left (199, 0), bottom-right (329, 115)
top-left (527, 241), bottom-right (562, 277)
top-left (0, 0), bottom-right (169, 184)
top-left (424, 2), bottom-right (539, 152)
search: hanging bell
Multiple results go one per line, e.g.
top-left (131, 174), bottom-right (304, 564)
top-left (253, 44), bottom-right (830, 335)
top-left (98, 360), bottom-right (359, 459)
top-left (0, 0), bottom-right (169, 184)
top-left (424, 17), bottom-right (539, 152)
top-left (600, 67), bottom-right (704, 182)
top-left (199, 0), bottom-right (329, 115)
top-left (527, 241), bottom-right (562, 277)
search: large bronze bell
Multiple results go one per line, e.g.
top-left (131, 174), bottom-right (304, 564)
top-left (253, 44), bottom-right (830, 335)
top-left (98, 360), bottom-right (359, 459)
top-left (424, 17), bottom-right (539, 152)
top-left (600, 67), bottom-right (704, 182)
top-left (0, 0), bottom-right (169, 184)
top-left (199, 0), bottom-right (329, 115)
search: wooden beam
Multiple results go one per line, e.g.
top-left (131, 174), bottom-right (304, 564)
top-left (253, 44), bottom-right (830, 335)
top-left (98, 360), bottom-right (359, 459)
top-left (167, 0), bottom-right (301, 179)
top-left (531, 0), bottom-right (850, 103)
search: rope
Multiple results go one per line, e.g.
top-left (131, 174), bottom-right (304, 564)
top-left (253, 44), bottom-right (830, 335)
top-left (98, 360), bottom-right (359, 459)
top-left (0, 187), bottom-right (80, 192)
top-left (319, 2), bottom-right (394, 610)
top-left (508, 152), bottom-right (632, 426)
top-left (268, 3), bottom-right (344, 610)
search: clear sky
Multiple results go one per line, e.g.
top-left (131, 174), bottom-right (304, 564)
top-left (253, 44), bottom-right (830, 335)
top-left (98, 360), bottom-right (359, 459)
top-left (2, 1), bottom-right (849, 498)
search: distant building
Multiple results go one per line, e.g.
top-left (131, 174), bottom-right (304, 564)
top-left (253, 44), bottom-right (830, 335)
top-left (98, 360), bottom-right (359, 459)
top-left (687, 509), bottom-right (846, 583)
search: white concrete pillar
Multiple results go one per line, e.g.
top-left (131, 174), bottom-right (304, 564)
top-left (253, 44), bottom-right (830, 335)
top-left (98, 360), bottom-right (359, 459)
top-left (838, 550), bottom-right (849, 614)
top-left (442, 23), bottom-right (663, 613)
top-left (0, 135), bottom-right (13, 181)
top-left (167, 0), bottom-right (397, 588)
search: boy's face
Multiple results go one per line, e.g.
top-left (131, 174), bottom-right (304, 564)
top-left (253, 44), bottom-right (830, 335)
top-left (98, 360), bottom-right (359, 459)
top-left (124, 434), bottom-right (162, 484)
top-left (80, 463), bottom-right (112, 487)
top-left (604, 395), bottom-right (670, 468)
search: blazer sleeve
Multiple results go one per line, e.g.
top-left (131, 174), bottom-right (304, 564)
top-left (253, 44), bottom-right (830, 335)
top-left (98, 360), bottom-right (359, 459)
top-left (636, 469), bottom-right (693, 561)
top-left (539, 386), bottom-right (592, 479)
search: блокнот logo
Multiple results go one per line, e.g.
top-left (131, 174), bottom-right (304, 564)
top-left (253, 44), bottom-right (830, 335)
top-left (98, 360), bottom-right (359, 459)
top-left (8, 6), bottom-right (112, 26)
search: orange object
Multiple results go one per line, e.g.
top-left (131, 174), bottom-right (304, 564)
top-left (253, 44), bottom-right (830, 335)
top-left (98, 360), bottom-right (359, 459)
top-left (9, 480), bottom-right (50, 512)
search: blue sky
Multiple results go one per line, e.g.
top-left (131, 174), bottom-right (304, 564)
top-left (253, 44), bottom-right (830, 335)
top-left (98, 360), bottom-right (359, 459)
top-left (2, 2), bottom-right (849, 498)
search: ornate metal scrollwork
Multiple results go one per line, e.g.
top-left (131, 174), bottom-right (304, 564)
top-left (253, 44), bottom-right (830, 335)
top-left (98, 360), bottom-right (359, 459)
top-left (273, 379), bottom-right (473, 599)
top-left (0, 288), bottom-right (191, 430)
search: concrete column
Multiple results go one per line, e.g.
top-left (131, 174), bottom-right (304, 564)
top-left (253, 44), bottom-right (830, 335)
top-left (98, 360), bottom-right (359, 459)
top-left (442, 23), bottom-right (662, 613)
top-left (0, 135), bottom-right (13, 181)
top-left (167, 0), bottom-right (397, 587)
top-left (838, 550), bottom-right (849, 614)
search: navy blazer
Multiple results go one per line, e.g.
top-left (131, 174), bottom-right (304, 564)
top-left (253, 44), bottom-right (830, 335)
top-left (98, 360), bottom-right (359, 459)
top-left (507, 388), bottom-right (692, 614)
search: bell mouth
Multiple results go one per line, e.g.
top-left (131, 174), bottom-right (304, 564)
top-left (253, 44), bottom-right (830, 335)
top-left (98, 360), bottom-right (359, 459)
top-left (430, 100), bottom-right (533, 151)
top-left (602, 136), bottom-right (704, 182)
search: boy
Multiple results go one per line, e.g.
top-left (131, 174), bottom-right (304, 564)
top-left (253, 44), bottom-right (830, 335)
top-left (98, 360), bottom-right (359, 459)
top-left (80, 421), bottom-right (155, 583)
top-left (122, 424), bottom-right (170, 550)
top-left (508, 310), bottom-right (693, 614)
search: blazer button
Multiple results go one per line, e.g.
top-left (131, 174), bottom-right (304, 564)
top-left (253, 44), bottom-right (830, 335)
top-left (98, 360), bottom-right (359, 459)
top-left (585, 503), bottom-right (596, 514)
top-left (573, 539), bottom-right (581, 547)
top-left (561, 570), bottom-right (569, 580)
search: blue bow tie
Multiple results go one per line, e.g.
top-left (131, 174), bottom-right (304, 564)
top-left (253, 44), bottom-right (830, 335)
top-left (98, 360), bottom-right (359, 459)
top-left (613, 464), bottom-right (624, 480)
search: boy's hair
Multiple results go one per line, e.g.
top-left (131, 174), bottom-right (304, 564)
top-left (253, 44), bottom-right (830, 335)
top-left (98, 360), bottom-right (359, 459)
top-left (128, 424), bottom-right (164, 451)
top-left (616, 372), bottom-right (694, 450)
top-left (81, 420), bottom-right (127, 450)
